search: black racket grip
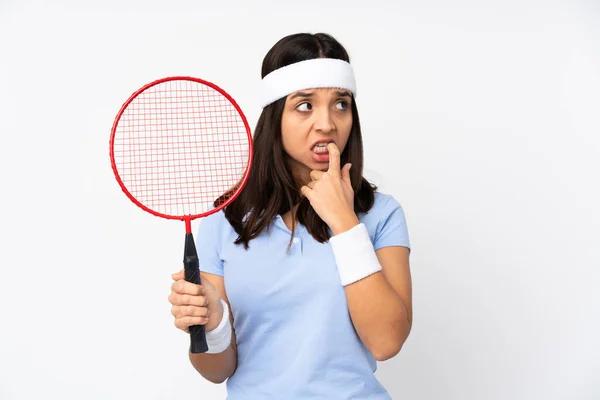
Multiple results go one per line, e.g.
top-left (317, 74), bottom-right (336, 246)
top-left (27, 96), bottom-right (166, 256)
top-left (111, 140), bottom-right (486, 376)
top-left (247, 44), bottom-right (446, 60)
top-left (183, 232), bottom-right (209, 354)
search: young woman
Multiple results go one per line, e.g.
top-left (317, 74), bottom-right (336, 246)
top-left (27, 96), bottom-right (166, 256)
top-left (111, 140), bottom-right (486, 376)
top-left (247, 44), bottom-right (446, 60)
top-left (168, 32), bottom-right (412, 399)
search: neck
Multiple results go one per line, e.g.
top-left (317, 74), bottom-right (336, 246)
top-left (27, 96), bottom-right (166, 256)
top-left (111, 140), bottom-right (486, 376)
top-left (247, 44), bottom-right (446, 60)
top-left (281, 204), bottom-right (300, 230)
top-left (288, 158), bottom-right (312, 188)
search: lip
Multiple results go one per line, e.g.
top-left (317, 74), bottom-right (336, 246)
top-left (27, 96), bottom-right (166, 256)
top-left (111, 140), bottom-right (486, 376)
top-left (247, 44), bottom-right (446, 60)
top-left (310, 139), bottom-right (335, 150)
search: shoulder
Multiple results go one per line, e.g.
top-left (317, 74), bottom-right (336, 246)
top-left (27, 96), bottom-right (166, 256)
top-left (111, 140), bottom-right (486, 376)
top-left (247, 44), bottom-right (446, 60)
top-left (199, 208), bottom-right (228, 229)
top-left (360, 191), bottom-right (405, 221)
top-left (358, 190), bottom-right (410, 250)
top-left (196, 209), bottom-right (235, 243)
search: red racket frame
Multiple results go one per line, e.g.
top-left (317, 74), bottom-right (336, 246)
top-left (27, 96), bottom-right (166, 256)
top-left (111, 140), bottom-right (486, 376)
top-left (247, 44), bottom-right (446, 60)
top-left (109, 76), bottom-right (253, 233)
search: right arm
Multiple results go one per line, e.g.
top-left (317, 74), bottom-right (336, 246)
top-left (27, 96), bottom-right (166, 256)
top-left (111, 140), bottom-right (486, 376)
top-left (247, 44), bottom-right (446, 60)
top-left (169, 270), bottom-right (238, 384)
top-left (188, 272), bottom-right (238, 383)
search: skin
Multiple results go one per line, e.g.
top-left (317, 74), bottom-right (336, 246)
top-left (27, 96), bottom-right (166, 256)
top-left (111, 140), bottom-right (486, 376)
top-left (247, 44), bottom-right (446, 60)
top-left (281, 87), bottom-right (354, 187)
top-left (168, 88), bottom-right (413, 383)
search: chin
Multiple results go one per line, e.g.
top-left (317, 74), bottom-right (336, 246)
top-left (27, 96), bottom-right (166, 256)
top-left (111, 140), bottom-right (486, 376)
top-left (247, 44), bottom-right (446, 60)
top-left (307, 160), bottom-right (328, 170)
top-left (289, 155), bottom-right (327, 174)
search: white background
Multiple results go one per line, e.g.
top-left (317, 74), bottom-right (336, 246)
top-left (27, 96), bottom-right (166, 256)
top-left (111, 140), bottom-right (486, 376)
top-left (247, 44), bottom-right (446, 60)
top-left (1, 0), bottom-right (599, 399)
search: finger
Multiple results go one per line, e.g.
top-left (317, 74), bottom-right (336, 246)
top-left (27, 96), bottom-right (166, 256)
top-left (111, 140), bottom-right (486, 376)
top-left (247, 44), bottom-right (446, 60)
top-left (300, 185), bottom-right (312, 199)
top-left (171, 304), bottom-right (211, 318)
top-left (171, 280), bottom-right (204, 296)
top-left (174, 315), bottom-right (209, 331)
top-left (169, 292), bottom-right (210, 307)
top-left (307, 181), bottom-right (316, 189)
top-left (310, 169), bottom-right (325, 181)
top-left (342, 163), bottom-right (352, 185)
top-left (327, 142), bottom-right (341, 176)
top-left (171, 269), bottom-right (184, 281)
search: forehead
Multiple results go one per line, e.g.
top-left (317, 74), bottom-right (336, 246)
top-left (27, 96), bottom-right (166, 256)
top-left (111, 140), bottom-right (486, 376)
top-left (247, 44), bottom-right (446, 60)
top-left (287, 87), bottom-right (352, 97)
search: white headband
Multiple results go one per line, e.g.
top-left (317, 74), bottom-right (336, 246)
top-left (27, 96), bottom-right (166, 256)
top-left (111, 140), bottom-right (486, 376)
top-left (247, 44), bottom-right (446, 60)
top-left (258, 58), bottom-right (357, 108)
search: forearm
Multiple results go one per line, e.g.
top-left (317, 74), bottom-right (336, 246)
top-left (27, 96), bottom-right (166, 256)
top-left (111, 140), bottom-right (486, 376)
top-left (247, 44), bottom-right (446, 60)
top-left (189, 344), bottom-right (237, 384)
top-left (330, 217), bottom-right (411, 361)
top-left (345, 272), bottom-right (411, 360)
top-left (189, 299), bottom-right (237, 383)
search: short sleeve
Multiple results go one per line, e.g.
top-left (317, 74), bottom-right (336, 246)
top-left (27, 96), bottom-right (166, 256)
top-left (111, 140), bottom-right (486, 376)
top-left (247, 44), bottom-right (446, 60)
top-left (373, 195), bottom-right (411, 252)
top-left (195, 211), bottom-right (225, 276)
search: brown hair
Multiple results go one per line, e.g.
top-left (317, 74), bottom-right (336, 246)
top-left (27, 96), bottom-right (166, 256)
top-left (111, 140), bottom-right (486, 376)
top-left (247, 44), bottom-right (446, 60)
top-left (218, 32), bottom-right (376, 250)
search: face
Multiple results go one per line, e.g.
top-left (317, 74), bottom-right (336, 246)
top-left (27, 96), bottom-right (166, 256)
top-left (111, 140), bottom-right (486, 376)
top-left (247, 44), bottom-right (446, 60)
top-left (281, 87), bottom-right (353, 183)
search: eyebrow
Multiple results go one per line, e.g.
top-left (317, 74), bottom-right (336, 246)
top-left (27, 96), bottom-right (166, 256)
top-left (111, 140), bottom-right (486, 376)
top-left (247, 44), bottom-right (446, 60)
top-left (289, 90), bottom-right (352, 100)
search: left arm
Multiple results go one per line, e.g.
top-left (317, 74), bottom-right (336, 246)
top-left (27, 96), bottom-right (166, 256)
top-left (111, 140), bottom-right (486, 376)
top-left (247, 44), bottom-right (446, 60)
top-left (343, 245), bottom-right (412, 361)
top-left (300, 143), bottom-right (412, 360)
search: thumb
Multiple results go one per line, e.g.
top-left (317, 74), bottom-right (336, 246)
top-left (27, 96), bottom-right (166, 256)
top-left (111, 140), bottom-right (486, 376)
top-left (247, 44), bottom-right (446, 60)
top-left (199, 273), bottom-right (218, 293)
top-left (199, 274), bottom-right (221, 304)
top-left (342, 163), bottom-right (352, 185)
top-left (171, 268), bottom-right (184, 281)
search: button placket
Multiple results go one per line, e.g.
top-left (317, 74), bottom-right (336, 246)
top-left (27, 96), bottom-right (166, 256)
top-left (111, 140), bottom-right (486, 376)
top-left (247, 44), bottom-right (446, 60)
top-left (289, 236), bottom-right (302, 255)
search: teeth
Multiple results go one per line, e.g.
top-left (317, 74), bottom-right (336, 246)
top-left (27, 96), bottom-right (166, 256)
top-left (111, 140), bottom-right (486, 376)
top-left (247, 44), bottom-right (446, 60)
top-left (313, 143), bottom-right (329, 153)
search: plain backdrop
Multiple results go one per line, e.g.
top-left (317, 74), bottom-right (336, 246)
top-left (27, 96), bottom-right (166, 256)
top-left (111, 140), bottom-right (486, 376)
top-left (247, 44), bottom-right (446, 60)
top-left (1, 0), bottom-right (599, 399)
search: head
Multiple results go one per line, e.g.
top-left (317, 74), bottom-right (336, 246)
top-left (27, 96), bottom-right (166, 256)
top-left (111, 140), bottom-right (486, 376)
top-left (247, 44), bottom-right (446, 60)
top-left (222, 32), bottom-right (376, 249)
top-left (257, 33), bottom-right (364, 188)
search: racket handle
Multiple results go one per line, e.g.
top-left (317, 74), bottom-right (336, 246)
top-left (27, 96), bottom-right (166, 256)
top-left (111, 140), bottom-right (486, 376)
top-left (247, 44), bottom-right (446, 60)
top-left (183, 232), bottom-right (209, 354)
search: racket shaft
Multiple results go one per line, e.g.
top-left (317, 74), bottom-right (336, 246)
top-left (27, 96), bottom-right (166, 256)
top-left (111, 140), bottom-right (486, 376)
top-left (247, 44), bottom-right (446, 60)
top-left (184, 233), bottom-right (208, 353)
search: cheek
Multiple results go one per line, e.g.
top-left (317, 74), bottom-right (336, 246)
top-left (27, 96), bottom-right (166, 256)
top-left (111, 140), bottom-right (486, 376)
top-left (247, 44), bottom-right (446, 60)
top-left (280, 121), bottom-right (294, 148)
top-left (337, 116), bottom-right (353, 148)
top-left (281, 117), bottom-right (304, 155)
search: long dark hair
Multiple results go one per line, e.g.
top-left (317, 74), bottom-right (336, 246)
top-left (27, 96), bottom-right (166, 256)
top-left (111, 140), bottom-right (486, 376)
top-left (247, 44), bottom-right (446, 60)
top-left (218, 32), bottom-right (376, 250)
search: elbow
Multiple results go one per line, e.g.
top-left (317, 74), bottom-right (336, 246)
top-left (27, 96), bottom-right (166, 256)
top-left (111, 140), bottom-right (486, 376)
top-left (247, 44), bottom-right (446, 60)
top-left (202, 365), bottom-right (238, 384)
top-left (372, 341), bottom-right (403, 361)
top-left (205, 375), bottom-right (227, 384)
top-left (200, 368), bottom-right (234, 384)
top-left (371, 321), bottom-right (411, 361)
top-left (193, 362), bottom-right (236, 385)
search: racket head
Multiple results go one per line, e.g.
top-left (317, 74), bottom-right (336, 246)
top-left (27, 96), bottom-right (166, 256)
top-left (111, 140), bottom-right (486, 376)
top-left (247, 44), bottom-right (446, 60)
top-left (109, 76), bottom-right (253, 222)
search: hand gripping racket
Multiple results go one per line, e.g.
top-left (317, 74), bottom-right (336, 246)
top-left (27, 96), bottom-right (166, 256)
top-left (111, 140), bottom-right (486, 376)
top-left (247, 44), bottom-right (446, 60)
top-left (109, 76), bottom-right (252, 353)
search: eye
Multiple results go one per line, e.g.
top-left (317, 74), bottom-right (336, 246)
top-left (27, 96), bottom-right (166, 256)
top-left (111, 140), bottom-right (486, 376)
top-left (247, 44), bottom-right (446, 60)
top-left (296, 102), bottom-right (312, 112)
top-left (336, 100), bottom-right (349, 111)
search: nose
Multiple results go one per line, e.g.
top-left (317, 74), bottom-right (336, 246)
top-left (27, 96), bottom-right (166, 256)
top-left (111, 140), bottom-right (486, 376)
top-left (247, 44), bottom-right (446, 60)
top-left (313, 107), bottom-right (335, 134)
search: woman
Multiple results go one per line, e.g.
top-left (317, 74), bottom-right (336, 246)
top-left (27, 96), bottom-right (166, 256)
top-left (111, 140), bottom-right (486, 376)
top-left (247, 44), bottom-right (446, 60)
top-left (168, 32), bottom-right (413, 399)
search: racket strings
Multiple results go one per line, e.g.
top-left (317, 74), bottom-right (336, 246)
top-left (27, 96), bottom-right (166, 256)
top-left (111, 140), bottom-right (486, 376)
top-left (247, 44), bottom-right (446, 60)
top-left (112, 79), bottom-right (250, 217)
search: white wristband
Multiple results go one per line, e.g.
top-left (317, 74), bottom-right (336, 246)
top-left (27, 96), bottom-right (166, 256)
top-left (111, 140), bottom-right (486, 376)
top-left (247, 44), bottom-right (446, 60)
top-left (329, 223), bottom-right (382, 286)
top-left (205, 299), bottom-right (232, 354)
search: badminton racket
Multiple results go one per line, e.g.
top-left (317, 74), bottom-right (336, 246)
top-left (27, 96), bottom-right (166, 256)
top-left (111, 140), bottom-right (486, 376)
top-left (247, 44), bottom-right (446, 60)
top-left (109, 76), bottom-right (252, 353)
